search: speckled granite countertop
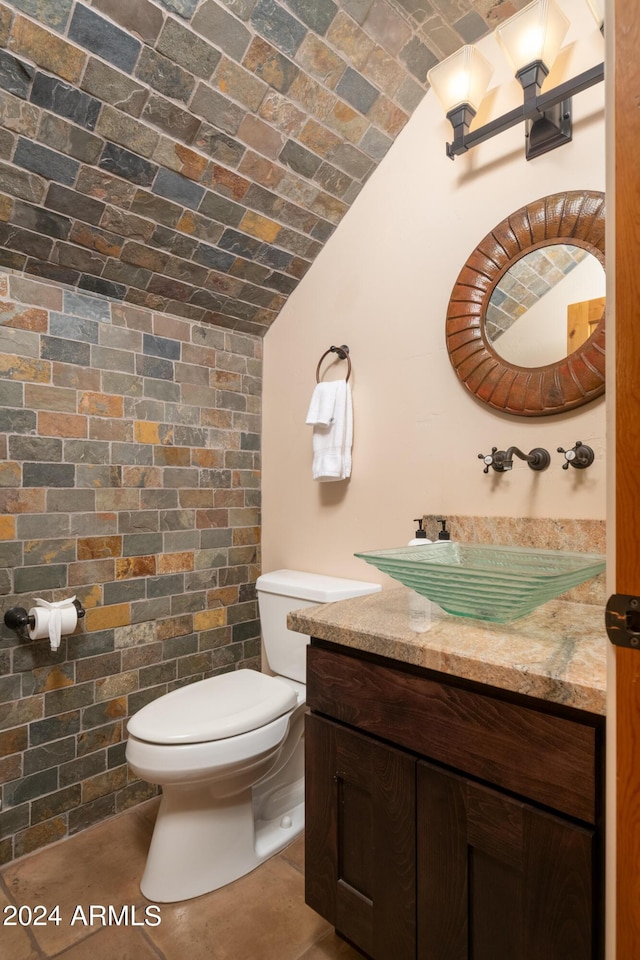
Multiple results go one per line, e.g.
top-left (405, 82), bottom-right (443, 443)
top-left (288, 588), bottom-right (607, 715)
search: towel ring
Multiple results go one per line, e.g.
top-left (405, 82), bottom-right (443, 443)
top-left (316, 345), bottom-right (351, 383)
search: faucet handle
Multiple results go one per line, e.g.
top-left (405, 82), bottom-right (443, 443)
top-left (478, 448), bottom-right (510, 473)
top-left (478, 447), bottom-right (498, 473)
top-left (557, 441), bottom-right (595, 470)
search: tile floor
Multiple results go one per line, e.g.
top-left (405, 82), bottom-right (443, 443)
top-left (0, 799), bottom-right (364, 960)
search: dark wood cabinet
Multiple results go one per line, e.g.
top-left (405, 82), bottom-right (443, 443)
top-left (418, 761), bottom-right (595, 960)
top-left (305, 713), bottom-right (416, 960)
top-left (305, 641), bottom-right (605, 960)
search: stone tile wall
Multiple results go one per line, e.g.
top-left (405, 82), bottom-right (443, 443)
top-left (0, 269), bottom-right (262, 864)
top-left (0, 0), bottom-right (507, 335)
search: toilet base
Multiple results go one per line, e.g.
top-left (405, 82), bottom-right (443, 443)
top-left (140, 777), bottom-right (304, 903)
top-left (254, 776), bottom-right (305, 860)
top-left (138, 719), bottom-right (306, 904)
top-left (255, 794), bottom-right (305, 861)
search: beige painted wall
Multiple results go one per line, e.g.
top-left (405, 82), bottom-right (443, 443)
top-left (262, 0), bottom-right (606, 583)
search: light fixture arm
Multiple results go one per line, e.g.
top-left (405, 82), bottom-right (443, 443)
top-left (445, 60), bottom-right (604, 160)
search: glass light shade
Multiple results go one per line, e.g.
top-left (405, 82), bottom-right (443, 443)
top-left (496, 0), bottom-right (570, 74)
top-left (427, 45), bottom-right (494, 115)
top-left (584, 0), bottom-right (604, 28)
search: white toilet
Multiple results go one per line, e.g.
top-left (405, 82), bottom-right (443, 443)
top-left (125, 569), bottom-right (381, 903)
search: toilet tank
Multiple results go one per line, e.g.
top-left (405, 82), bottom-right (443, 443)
top-left (256, 569), bottom-right (381, 683)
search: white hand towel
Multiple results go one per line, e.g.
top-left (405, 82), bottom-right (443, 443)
top-left (308, 379), bottom-right (353, 481)
top-left (305, 381), bottom-right (341, 426)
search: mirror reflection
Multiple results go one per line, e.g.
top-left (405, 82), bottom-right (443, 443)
top-left (485, 244), bottom-right (606, 368)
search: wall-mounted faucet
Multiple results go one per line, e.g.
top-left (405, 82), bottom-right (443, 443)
top-left (478, 446), bottom-right (550, 473)
top-left (557, 441), bottom-right (595, 470)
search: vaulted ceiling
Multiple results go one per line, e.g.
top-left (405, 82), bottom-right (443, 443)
top-left (0, 0), bottom-right (526, 335)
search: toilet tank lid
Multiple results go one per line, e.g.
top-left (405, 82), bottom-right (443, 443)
top-left (256, 569), bottom-right (382, 603)
top-left (127, 670), bottom-right (298, 744)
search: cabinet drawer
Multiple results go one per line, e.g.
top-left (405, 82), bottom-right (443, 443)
top-left (307, 644), bottom-right (601, 823)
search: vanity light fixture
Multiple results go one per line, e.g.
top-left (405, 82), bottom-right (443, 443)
top-left (427, 0), bottom-right (604, 161)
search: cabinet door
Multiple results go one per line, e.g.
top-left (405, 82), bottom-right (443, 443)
top-left (305, 713), bottom-right (416, 960)
top-left (417, 761), bottom-right (597, 960)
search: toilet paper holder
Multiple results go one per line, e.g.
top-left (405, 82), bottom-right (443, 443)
top-left (4, 599), bottom-right (85, 641)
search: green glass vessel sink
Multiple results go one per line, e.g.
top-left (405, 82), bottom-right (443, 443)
top-left (354, 541), bottom-right (605, 623)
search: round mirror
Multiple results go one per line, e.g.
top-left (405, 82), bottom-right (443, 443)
top-left (446, 191), bottom-right (605, 417)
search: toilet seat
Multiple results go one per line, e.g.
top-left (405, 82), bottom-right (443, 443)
top-left (127, 669), bottom-right (298, 745)
top-left (126, 709), bottom-right (297, 785)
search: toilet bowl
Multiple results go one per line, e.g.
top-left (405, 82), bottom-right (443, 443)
top-left (126, 569), bottom-right (381, 902)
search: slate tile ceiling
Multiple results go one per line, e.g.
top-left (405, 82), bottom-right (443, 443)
top-left (0, 0), bottom-right (524, 335)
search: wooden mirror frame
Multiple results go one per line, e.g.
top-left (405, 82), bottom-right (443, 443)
top-left (445, 190), bottom-right (606, 417)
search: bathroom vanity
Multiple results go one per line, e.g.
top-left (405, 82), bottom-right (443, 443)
top-left (289, 589), bottom-right (606, 960)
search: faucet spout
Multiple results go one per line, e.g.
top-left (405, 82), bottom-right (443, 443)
top-left (503, 446), bottom-right (527, 469)
top-left (503, 446), bottom-right (550, 471)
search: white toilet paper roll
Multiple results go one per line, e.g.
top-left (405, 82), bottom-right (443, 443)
top-left (28, 605), bottom-right (77, 642)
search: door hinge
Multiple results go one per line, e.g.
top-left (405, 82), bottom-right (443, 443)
top-left (605, 594), bottom-right (640, 648)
